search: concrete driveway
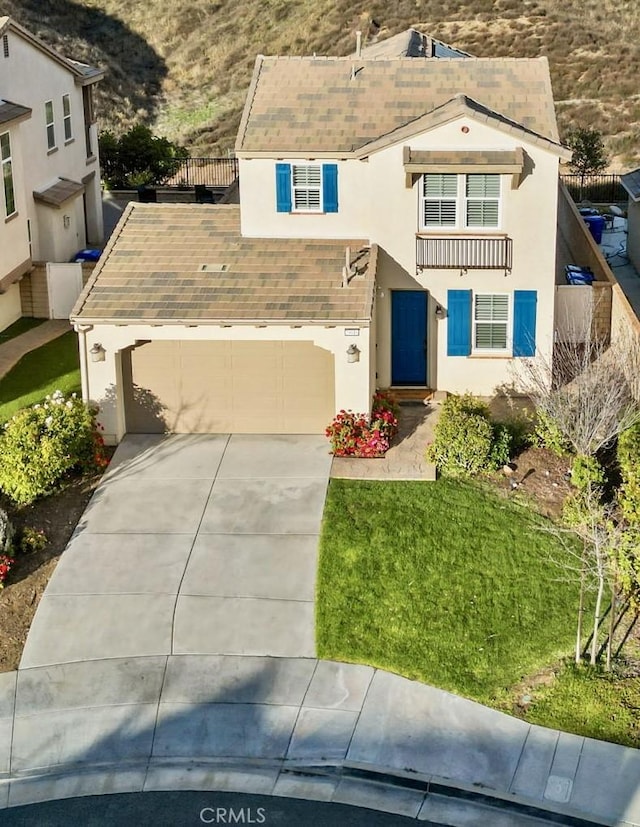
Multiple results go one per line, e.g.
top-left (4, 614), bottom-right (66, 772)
top-left (20, 434), bottom-right (332, 668)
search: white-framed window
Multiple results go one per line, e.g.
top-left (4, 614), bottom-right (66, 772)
top-left (473, 293), bottom-right (509, 351)
top-left (421, 173), bottom-right (501, 230)
top-left (45, 100), bottom-right (56, 150)
top-left (292, 164), bottom-right (322, 212)
top-left (2, 34), bottom-right (9, 58)
top-left (0, 131), bottom-right (16, 217)
top-left (62, 94), bottom-right (72, 142)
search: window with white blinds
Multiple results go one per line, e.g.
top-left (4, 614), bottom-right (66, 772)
top-left (474, 293), bottom-right (509, 350)
top-left (422, 173), bottom-right (457, 227)
top-left (421, 173), bottom-right (501, 230)
top-left (465, 174), bottom-right (500, 227)
top-left (292, 164), bottom-right (322, 211)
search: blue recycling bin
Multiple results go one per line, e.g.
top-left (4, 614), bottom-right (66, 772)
top-left (583, 214), bottom-right (605, 244)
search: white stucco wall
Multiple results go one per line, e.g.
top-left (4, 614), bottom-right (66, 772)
top-left (240, 115), bottom-right (560, 396)
top-left (239, 158), bottom-right (371, 239)
top-left (1, 27), bottom-right (103, 262)
top-left (627, 199), bottom-right (640, 274)
top-left (0, 283), bottom-right (23, 331)
top-left (77, 323), bottom-right (373, 443)
top-left (0, 119), bottom-right (30, 272)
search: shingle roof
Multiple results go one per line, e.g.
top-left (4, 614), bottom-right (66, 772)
top-left (72, 205), bottom-right (375, 325)
top-left (236, 56), bottom-right (561, 155)
top-left (621, 168), bottom-right (640, 202)
top-left (0, 99), bottom-right (31, 126)
top-left (359, 28), bottom-right (470, 59)
top-left (33, 178), bottom-right (84, 207)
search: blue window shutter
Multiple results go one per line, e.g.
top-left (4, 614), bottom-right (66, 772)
top-left (275, 163), bottom-right (291, 212)
top-left (447, 290), bottom-right (472, 356)
top-left (322, 164), bottom-right (338, 212)
top-left (513, 290), bottom-right (537, 357)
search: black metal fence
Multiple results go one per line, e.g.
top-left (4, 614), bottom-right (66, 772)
top-left (165, 157), bottom-right (239, 188)
top-left (560, 174), bottom-right (627, 205)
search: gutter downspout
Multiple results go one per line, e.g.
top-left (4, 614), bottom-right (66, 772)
top-left (74, 323), bottom-right (93, 404)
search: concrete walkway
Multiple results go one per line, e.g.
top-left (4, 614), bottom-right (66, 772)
top-left (21, 434), bottom-right (331, 667)
top-left (0, 320), bottom-right (72, 380)
top-left (1, 655), bottom-right (638, 824)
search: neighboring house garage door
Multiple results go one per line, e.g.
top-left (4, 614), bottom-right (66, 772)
top-left (122, 340), bottom-right (335, 434)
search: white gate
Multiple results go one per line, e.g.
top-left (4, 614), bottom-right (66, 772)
top-left (46, 263), bottom-right (83, 319)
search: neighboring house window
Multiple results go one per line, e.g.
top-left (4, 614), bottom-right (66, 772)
top-left (0, 131), bottom-right (16, 217)
top-left (275, 163), bottom-right (338, 213)
top-left (473, 293), bottom-right (509, 351)
top-left (2, 35), bottom-right (8, 58)
top-left (45, 100), bottom-right (56, 150)
top-left (62, 94), bottom-right (73, 142)
top-left (447, 289), bottom-right (537, 357)
top-left (421, 173), bottom-right (501, 230)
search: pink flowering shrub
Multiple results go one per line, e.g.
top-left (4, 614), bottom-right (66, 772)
top-left (326, 391), bottom-right (399, 457)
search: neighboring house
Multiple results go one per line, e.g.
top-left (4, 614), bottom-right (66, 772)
top-left (72, 43), bottom-right (570, 444)
top-left (621, 168), bottom-right (640, 272)
top-left (0, 16), bottom-right (104, 330)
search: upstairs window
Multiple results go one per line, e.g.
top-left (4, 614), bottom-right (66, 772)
top-left (45, 100), bottom-right (56, 150)
top-left (62, 94), bottom-right (73, 142)
top-left (275, 163), bottom-right (338, 213)
top-left (292, 164), bottom-right (322, 211)
top-left (1, 131), bottom-right (16, 217)
top-left (421, 173), bottom-right (501, 230)
top-left (2, 35), bottom-right (8, 58)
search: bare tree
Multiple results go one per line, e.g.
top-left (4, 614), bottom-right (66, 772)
top-left (543, 489), bottom-right (621, 666)
top-left (518, 310), bottom-right (640, 457)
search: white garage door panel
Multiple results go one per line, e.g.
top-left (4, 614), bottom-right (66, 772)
top-left (126, 340), bottom-right (335, 434)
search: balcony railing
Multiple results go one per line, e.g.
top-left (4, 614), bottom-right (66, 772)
top-left (416, 235), bottom-right (513, 272)
top-left (165, 157), bottom-right (239, 188)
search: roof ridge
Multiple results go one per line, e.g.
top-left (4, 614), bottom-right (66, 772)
top-left (236, 55), bottom-right (265, 153)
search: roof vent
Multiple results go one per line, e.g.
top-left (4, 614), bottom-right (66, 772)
top-left (199, 263), bottom-right (228, 272)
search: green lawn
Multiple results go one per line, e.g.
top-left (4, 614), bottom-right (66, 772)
top-left (524, 664), bottom-right (640, 748)
top-left (317, 478), bottom-right (582, 705)
top-left (0, 318), bottom-right (45, 345)
top-left (0, 332), bottom-right (81, 423)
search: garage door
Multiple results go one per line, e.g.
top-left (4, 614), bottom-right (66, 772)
top-left (122, 340), bottom-right (335, 434)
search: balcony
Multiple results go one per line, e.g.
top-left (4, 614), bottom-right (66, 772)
top-left (416, 235), bottom-right (513, 273)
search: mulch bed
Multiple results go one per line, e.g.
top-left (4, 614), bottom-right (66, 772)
top-left (0, 453), bottom-right (114, 673)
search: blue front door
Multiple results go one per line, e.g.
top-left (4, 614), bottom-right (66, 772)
top-left (391, 290), bottom-right (427, 385)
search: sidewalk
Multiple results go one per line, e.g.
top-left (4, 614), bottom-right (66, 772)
top-left (0, 320), bottom-right (72, 380)
top-left (0, 655), bottom-right (638, 824)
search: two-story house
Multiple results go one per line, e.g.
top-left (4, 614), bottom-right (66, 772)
top-left (0, 17), bottom-right (103, 330)
top-left (71, 48), bottom-right (569, 444)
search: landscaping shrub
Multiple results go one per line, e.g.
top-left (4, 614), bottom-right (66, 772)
top-left (532, 409), bottom-right (572, 455)
top-left (19, 527), bottom-right (48, 554)
top-left (618, 422), bottom-right (640, 525)
top-left (571, 454), bottom-right (606, 492)
top-left (0, 391), bottom-right (108, 505)
top-left (326, 390), bottom-right (399, 458)
top-left (426, 394), bottom-right (512, 476)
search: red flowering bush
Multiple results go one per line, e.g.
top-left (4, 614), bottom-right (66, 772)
top-left (326, 391), bottom-right (399, 457)
top-left (0, 554), bottom-right (14, 589)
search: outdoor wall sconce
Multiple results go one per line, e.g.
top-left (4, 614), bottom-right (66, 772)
top-left (63, 214), bottom-right (70, 229)
top-left (346, 343), bottom-right (361, 363)
top-left (435, 304), bottom-right (445, 319)
top-left (90, 342), bottom-right (106, 362)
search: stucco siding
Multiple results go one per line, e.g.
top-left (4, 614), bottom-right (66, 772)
top-left (79, 323), bottom-right (372, 443)
top-left (0, 283), bottom-right (23, 331)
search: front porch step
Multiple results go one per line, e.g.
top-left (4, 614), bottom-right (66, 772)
top-left (387, 387), bottom-right (434, 402)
